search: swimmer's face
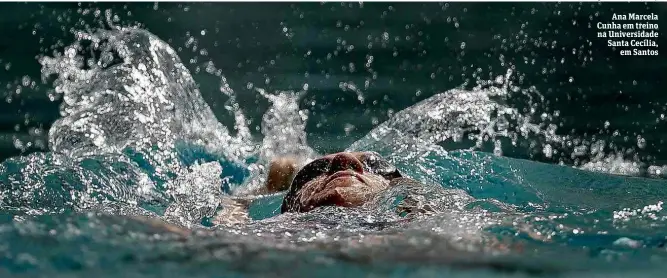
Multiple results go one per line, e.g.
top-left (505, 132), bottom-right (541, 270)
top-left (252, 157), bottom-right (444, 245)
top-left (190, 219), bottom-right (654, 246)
top-left (281, 152), bottom-right (402, 213)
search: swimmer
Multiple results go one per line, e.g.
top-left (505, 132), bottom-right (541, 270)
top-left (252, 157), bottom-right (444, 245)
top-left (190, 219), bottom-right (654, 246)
top-left (210, 151), bottom-right (549, 244)
top-left (143, 151), bottom-right (421, 232)
top-left (135, 150), bottom-right (551, 275)
top-left (279, 151), bottom-right (403, 213)
top-left (148, 151), bottom-right (543, 258)
top-left (212, 151), bottom-right (408, 225)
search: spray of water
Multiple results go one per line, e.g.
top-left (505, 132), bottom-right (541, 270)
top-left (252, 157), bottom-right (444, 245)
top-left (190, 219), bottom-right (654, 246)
top-left (351, 68), bottom-right (665, 179)
top-left (1, 26), bottom-right (320, 227)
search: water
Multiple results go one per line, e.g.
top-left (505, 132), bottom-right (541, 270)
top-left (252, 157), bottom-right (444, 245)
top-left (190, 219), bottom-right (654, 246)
top-left (1, 2), bottom-right (667, 277)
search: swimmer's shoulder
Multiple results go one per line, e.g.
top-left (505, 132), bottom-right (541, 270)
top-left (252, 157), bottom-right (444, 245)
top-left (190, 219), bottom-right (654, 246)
top-left (212, 192), bottom-right (285, 226)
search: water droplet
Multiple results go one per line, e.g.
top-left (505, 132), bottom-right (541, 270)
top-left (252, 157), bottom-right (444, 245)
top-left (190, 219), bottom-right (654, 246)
top-left (637, 136), bottom-right (647, 149)
top-left (344, 123), bottom-right (355, 135)
top-left (21, 76), bottom-right (31, 87)
top-left (543, 144), bottom-right (553, 158)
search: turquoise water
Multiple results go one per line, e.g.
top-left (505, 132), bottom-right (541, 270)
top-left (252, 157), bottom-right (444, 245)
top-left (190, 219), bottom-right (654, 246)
top-left (0, 3), bottom-right (667, 277)
top-left (3, 147), bottom-right (667, 277)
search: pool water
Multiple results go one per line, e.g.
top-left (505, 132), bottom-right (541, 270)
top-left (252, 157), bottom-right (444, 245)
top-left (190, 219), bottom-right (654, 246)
top-left (1, 3), bottom-right (667, 277)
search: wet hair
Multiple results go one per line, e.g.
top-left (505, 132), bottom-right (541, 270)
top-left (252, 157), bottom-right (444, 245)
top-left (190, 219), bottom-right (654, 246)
top-left (281, 152), bottom-right (402, 213)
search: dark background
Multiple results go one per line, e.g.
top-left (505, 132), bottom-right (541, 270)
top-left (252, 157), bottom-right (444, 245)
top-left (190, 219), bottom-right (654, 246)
top-left (1, 2), bottom-right (666, 167)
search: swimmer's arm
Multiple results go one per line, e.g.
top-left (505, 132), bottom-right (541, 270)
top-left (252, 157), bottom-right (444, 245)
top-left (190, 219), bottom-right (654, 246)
top-left (212, 196), bottom-right (253, 226)
top-left (213, 156), bottom-right (298, 225)
top-left (213, 156), bottom-right (300, 226)
top-left (213, 191), bottom-right (288, 226)
top-left (263, 156), bottom-right (301, 193)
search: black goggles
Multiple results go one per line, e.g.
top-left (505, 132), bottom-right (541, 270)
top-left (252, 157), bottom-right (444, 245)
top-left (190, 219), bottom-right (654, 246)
top-left (288, 152), bottom-right (403, 192)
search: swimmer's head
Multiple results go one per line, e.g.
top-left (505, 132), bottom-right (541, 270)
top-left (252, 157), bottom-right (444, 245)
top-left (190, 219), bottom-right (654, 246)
top-left (280, 151), bottom-right (402, 213)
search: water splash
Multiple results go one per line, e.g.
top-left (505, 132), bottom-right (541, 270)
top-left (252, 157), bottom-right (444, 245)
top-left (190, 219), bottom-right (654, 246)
top-left (39, 27), bottom-right (254, 177)
top-left (351, 71), bottom-right (666, 179)
top-left (0, 152), bottom-right (161, 214)
top-left (0, 25), bottom-right (329, 229)
top-left (255, 88), bottom-right (315, 163)
top-left (164, 162), bottom-right (224, 228)
top-left (234, 88), bottom-right (317, 195)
